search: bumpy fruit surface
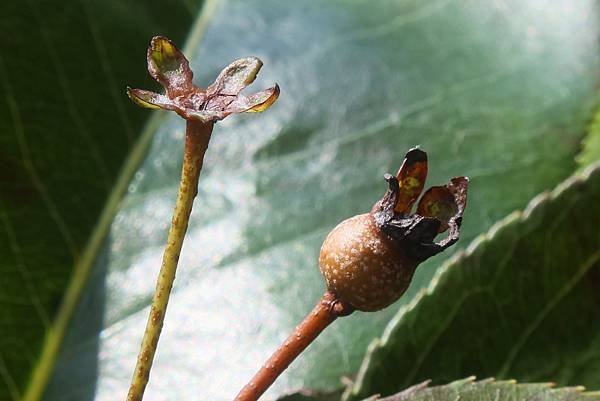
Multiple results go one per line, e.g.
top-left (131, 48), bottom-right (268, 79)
top-left (318, 148), bottom-right (468, 312)
top-left (319, 213), bottom-right (415, 312)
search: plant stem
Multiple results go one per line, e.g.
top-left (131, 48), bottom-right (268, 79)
top-left (126, 120), bottom-right (213, 401)
top-left (233, 291), bottom-right (354, 401)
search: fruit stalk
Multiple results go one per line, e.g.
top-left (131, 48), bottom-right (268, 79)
top-left (126, 120), bottom-right (213, 401)
top-left (233, 291), bottom-right (353, 401)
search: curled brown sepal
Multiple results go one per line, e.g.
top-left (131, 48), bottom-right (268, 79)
top-left (371, 147), bottom-right (469, 263)
top-left (127, 36), bottom-right (279, 123)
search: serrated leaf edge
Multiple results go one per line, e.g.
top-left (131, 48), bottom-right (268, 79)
top-left (367, 377), bottom-right (595, 401)
top-left (576, 98), bottom-right (600, 169)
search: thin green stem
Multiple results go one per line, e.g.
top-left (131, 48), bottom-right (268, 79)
top-left (126, 120), bottom-right (213, 401)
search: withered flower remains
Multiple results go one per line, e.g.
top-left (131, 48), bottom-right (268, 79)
top-left (235, 148), bottom-right (469, 401)
top-left (125, 36), bottom-right (279, 401)
top-left (127, 36), bottom-right (279, 123)
top-left (319, 148), bottom-right (468, 311)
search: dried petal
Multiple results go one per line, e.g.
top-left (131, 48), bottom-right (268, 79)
top-left (225, 84), bottom-right (280, 114)
top-left (207, 57), bottom-right (263, 97)
top-left (127, 88), bottom-right (176, 111)
top-left (394, 148), bottom-right (428, 215)
top-left (147, 36), bottom-right (194, 97)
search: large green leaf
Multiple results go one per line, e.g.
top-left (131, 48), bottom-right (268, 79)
top-left (43, 0), bottom-right (600, 400)
top-left (0, 1), bottom-right (201, 400)
top-left (346, 163), bottom-right (600, 401)
top-left (363, 378), bottom-right (600, 401)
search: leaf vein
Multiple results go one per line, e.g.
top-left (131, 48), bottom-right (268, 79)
top-left (0, 54), bottom-right (78, 259)
top-left (497, 249), bottom-right (600, 377)
top-left (83, 0), bottom-right (135, 144)
top-left (28, 0), bottom-right (112, 190)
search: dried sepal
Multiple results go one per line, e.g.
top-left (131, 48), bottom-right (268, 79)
top-left (147, 36), bottom-right (194, 97)
top-left (394, 147), bottom-right (428, 215)
top-left (410, 176), bottom-right (468, 258)
top-left (417, 187), bottom-right (457, 233)
top-left (207, 57), bottom-right (263, 97)
top-left (128, 36), bottom-right (279, 123)
top-left (225, 84), bottom-right (280, 114)
top-left (127, 87), bottom-right (175, 110)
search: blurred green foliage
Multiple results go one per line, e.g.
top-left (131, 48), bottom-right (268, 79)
top-left (1, 1), bottom-right (599, 401)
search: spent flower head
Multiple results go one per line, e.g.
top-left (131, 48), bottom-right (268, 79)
top-left (319, 147), bottom-right (469, 312)
top-left (127, 36), bottom-right (279, 123)
top-left (372, 147), bottom-right (469, 263)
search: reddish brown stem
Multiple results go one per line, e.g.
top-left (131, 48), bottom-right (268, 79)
top-left (233, 291), bottom-right (354, 401)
